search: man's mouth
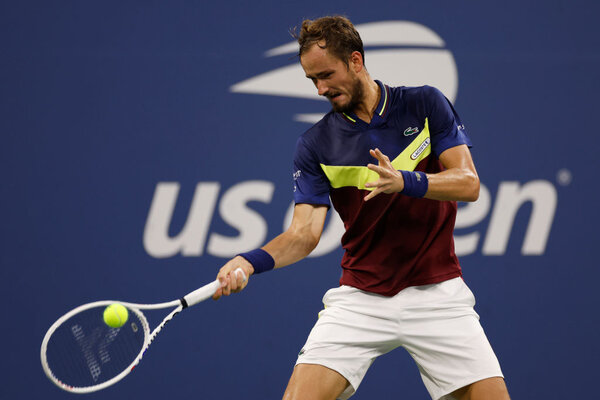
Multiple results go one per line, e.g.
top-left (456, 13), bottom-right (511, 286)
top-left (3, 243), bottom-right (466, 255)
top-left (327, 93), bottom-right (341, 100)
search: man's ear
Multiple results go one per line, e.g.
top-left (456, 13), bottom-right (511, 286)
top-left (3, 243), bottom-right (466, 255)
top-left (350, 51), bottom-right (364, 73)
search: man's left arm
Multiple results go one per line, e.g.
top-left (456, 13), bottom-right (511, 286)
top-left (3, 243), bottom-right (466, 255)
top-left (364, 144), bottom-right (480, 202)
top-left (423, 144), bottom-right (479, 201)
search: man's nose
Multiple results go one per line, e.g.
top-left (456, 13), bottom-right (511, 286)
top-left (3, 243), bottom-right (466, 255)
top-left (316, 81), bottom-right (328, 96)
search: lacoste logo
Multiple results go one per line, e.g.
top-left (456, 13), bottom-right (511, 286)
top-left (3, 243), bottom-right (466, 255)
top-left (404, 127), bottom-right (419, 136)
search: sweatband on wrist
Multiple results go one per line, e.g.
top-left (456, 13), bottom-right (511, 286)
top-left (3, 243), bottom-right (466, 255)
top-left (400, 170), bottom-right (429, 198)
top-left (237, 248), bottom-right (275, 274)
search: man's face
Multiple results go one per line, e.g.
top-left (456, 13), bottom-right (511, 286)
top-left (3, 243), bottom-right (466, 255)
top-left (300, 43), bottom-right (363, 113)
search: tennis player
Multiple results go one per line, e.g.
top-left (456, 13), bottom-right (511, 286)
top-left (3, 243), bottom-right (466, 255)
top-left (214, 16), bottom-right (510, 400)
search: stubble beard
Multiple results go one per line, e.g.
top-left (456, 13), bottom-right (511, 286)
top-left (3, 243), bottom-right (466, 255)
top-left (330, 77), bottom-right (364, 114)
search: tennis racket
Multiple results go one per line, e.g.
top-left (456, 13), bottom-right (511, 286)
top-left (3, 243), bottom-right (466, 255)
top-left (40, 268), bottom-right (246, 393)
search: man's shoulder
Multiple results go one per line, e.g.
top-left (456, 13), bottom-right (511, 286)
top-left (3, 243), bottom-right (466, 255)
top-left (385, 84), bottom-right (450, 119)
top-left (388, 84), bottom-right (441, 102)
top-left (299, 110), bottom-right (338, 141)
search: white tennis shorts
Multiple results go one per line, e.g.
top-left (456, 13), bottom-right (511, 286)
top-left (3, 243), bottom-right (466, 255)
top-left (295, 278), bottom-right (503, 400)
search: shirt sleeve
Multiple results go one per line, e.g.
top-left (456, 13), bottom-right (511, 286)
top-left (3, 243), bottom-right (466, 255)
top-left (424, 86), bottom-right (472, 157)
top-left (292, 136), bottom-right (331, 206)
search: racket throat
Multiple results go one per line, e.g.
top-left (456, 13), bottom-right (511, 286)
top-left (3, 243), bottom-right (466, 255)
top-left (179, 298), bottom-right (189, 309)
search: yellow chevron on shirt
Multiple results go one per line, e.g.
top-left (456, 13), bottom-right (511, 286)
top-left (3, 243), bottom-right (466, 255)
top-left (320, 119), bottom-right (431, 190)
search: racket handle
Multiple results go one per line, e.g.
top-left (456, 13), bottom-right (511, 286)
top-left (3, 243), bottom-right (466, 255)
top-left (181, 268), bottom-right (247, 308)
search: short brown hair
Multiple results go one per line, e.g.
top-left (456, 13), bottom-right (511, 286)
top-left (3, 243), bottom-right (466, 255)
top-left (294, 16), bottom-right (365, 66)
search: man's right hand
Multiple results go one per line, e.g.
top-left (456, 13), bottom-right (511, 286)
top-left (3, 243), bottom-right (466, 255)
top-left (212, 256), bottom-right (254, 300)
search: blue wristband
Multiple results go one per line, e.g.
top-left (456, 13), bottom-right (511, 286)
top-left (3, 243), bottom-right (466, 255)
top-left (400, 170), bottom-right (429, 198)
top-left (237, 249), bottom-right (275, 274)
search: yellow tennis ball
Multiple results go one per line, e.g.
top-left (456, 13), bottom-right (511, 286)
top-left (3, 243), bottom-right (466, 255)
top-left (103, 303), bottom-right (129, 328)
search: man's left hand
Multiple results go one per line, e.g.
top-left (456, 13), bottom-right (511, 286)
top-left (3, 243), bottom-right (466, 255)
top-left (364, 148), bottom-right (404, 201)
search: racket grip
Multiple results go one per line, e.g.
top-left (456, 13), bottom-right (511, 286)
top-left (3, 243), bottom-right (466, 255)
top-left (181, 280), bottom-right (221, 308)
top-left (181, 268), bottom-right (247, 308)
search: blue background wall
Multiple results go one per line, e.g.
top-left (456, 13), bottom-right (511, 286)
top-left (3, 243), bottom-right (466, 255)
top-left (2, 1), bottom-right (598, 399)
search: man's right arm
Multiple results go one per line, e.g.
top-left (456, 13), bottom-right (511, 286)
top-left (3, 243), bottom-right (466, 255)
top-left (212, 203), bottom-right (329, 299)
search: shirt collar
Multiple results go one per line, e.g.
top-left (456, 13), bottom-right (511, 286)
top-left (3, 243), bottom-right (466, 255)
top-left (340, 80), bottom-right (390, 127)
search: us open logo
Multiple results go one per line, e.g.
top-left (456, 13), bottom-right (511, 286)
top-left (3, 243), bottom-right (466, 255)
top-left (230, 21), bottom-right (459, 123)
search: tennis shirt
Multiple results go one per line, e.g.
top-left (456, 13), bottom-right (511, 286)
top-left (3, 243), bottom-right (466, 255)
top-left (293, 81), bottom-right (472, 296)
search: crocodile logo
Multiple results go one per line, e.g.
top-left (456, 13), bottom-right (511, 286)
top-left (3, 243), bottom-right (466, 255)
top-left (404, 127), bottom-right (419, 136)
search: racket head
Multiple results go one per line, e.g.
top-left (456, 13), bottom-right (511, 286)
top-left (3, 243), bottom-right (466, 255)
top-left (40, 301), bottom-right (150, 393)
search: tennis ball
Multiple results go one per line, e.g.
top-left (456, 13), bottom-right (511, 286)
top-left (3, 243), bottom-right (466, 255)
top-left (103, 303), bottom-right (129, 328)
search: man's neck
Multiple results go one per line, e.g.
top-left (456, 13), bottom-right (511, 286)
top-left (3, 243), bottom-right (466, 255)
top-left (353, 79), bottom-right (380, 124)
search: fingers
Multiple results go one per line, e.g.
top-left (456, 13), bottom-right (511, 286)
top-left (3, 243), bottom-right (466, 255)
top-left (230, 268), bottom-right (248, 293)
top-left (366, 163), bottom-right (389, 177)
top-left (212, 257), bottom-right (252, 300)
top-left (369, 148), bottom-right (392, 167)
top-left (212, 287), bottom-right (223, 300)
top-left (212, 273), bottom-right (233, 300)
top-left (364, 148), bottom-right (406, 202)
top-left (235, 268), bottom-right (248, 287)
top-left (364, 187), bottom-right (383, 201)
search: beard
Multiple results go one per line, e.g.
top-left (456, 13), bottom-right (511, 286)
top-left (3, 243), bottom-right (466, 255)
top-left (329, 77), bottom-right (363, 114)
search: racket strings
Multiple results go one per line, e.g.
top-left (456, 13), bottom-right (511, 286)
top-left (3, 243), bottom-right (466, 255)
top-left (45, 306), bottom-right (147, 388)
